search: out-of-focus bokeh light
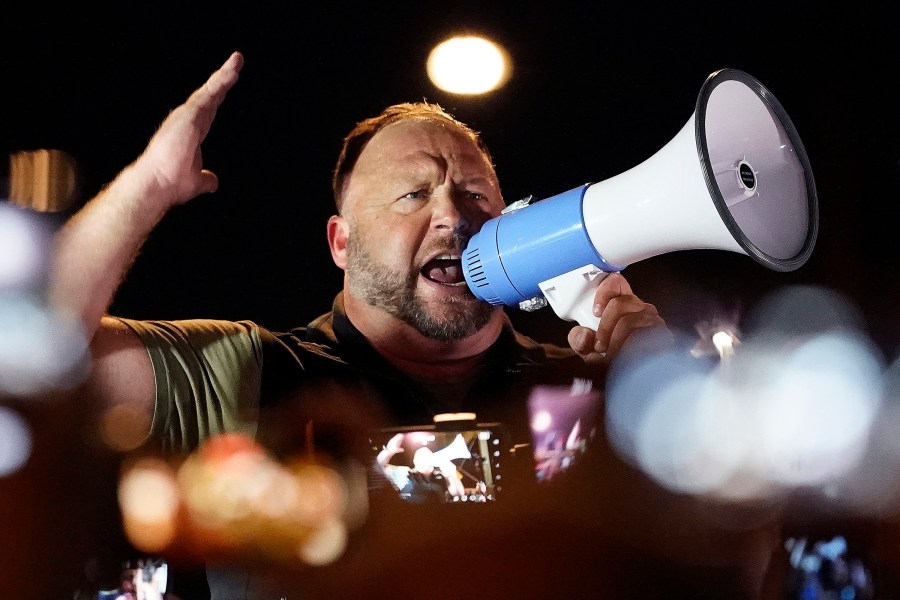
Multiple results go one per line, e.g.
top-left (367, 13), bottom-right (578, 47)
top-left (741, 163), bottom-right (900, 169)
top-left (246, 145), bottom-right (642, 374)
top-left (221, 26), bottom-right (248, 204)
top-left (7, 149), bottom-right (81, 212)
top-left (691, 314), bottom-right (742, 360)
top-left (608, 285), bottom-right (893, 517)
top-left (0, 203), bottom-right (89, 397)
top-left (634, 371), bottom-right (748, 496)
top-left (289, 462), bottom-right (348, 526)
top-left (531, 409), bottom-right (553, 433)
top-left (712, 330), bottom-right (739, 360)
top-left (754, 332), bottom-right (882, 487)
top-left (297, 517), bottom-right (348, 566)
top-left (837, 354), bottom-right (900, 517)
top-left (0, 204), bottom-right (47, 290)
top-left (118, 458), bottom-right (180, 552)
top-left (0, 295), bottom-right (89, 396)
top-left (116, 432), bottom-right (362, 565)
top-left (0, 406), bottom-right (32, 477)
top-left (427, 36), bottom-right (511, 94)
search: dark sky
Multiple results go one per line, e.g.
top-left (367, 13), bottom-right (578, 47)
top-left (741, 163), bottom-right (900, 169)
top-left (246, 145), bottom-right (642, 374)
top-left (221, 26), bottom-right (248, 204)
top-left (2, 3), bottom-right (897, 355)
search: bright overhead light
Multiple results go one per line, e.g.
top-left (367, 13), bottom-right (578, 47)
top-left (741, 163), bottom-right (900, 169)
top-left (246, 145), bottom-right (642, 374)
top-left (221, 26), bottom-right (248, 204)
top-left (427, 35), bottom-right (511, 95)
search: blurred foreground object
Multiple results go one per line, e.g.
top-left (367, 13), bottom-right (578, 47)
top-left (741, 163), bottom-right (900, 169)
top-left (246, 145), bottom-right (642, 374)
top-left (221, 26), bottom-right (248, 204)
top-left (0, 202), bottom-right (89, 397)
top-left (0, 197), bottom-right (101, 598)
top-left (608, 284), bottom-right (895, 517)
top-left (6, 149), bottom-right (81, 212)
top-left (118, 432), bottom-right (368, 568)
top-left (782, 534), bottom-right (875, 599)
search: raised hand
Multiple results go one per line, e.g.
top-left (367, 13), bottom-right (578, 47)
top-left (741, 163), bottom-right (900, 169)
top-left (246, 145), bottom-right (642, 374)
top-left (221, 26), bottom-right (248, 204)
top-left (51, 51), bottom-right (245, 339)
top-left (129, 51), bottom-right (244, 210)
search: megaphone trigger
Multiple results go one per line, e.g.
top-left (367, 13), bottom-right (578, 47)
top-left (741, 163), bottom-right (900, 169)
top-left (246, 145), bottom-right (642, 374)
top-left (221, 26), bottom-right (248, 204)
top-left (537, 265), bottom-right (608, 330)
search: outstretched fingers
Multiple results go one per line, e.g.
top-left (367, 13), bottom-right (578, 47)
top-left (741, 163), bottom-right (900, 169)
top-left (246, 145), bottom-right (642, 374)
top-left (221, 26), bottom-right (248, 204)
top-left (136, 51), bottom-right (245, 206)
top-left (189, 51), bottom-right (245, 114)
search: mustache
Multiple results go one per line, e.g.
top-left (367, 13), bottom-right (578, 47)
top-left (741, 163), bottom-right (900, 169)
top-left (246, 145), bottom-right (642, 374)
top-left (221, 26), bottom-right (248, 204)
top-left (426, 232), bottom-right (469, 254)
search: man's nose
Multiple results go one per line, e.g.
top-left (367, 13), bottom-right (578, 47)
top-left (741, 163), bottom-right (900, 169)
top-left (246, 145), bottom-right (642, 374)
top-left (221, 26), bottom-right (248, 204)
top-left (432, 192), bottom-right (472, 234)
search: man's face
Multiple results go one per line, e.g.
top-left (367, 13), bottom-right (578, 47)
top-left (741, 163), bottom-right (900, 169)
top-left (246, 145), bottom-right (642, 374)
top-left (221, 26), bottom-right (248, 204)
top-left (412, 447), bottom-right (435, 475)
top-left (339, 118), bottom-right (506, 341)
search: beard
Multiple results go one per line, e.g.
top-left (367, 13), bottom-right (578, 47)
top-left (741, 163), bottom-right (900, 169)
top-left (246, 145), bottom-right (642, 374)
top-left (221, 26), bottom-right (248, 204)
top-left (344, 223), bottom-right (496, 342)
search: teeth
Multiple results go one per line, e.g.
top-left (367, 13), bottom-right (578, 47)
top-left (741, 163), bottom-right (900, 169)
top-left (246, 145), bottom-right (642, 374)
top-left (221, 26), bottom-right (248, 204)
top-left (434, 253), bottom-right (461, 260)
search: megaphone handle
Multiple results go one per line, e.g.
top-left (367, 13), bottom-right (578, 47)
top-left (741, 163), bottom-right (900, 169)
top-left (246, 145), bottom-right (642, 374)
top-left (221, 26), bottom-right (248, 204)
top-left (537, 264), bottom-right (608, 330)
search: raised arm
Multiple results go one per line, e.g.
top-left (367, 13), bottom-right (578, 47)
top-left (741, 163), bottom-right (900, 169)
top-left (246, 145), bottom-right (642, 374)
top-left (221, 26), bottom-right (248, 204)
top-left (48, 52), bottom-right (245, 429)
top-left (376, 433), bottom-right (405, 469)
top-left (50, 51), bottom-right (244, 339)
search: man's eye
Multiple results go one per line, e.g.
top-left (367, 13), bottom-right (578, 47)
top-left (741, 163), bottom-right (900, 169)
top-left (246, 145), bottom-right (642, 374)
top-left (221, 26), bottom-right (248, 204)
top-left (467, 191), bottom-right (486, 201)
top-left (403, 191), bottom-right (427, 200)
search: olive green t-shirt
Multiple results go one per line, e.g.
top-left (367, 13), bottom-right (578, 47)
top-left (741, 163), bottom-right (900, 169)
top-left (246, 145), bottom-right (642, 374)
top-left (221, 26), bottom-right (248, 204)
top-left (114, 293), bottom-right (596, 455)
top-left (117, 318), bottom-right (266, 452)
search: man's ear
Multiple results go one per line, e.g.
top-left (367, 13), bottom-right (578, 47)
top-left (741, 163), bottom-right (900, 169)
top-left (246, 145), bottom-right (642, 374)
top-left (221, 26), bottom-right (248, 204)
top-left (327, 215), bottom-right (349, 270)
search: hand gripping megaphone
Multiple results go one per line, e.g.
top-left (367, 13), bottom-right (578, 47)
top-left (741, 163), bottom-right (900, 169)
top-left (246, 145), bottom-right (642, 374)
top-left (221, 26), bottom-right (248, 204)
top-left (462, 69), bottom-right (819, 329)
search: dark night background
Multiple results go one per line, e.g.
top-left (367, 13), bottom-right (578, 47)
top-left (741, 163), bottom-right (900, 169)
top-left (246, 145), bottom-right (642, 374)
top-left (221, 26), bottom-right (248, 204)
top-left (0, 2), bottom-right (900, 353)
top-left (2, 3), bottom-right (900, 598)
top-left (1, 3), bottom-right (897, 353)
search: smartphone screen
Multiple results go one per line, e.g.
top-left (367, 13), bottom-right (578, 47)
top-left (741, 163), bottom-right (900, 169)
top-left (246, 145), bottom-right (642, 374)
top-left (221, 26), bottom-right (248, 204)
top-left (368, 424), bottom-right (506, 504)
top-left (527, 379), bottom-right (601, 483)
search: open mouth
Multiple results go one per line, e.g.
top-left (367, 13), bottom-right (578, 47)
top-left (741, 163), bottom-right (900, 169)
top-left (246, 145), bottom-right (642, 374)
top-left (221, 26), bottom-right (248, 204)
top-left (421, 254), bottom-right (467, 286)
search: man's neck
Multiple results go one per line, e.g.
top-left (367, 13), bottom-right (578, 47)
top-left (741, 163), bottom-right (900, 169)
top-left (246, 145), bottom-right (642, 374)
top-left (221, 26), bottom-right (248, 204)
top-left (343, 292), bottom-right (505, 382)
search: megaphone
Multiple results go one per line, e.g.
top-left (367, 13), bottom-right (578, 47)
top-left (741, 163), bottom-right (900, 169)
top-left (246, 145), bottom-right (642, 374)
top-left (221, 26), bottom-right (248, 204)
top-left (431, 433), bottom-right (472, 464)
top-left (463, 69), bottom-right (818, 329)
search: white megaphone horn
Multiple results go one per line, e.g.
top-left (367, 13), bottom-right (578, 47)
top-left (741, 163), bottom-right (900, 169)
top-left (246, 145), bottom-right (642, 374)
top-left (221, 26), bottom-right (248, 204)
top-left (462, 69), bottom-right (819, 329)
top-left (431, 433), bottom-right (472, 464)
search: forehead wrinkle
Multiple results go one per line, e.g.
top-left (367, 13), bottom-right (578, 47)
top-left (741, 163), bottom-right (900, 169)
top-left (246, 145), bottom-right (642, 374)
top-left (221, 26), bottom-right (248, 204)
top-left (396, 149), bottom-right (448, 181)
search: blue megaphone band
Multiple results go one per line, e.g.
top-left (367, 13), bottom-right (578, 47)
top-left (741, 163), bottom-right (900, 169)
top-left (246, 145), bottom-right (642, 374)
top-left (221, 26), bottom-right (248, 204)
top-left (463, 184), bottom-right (619, 306)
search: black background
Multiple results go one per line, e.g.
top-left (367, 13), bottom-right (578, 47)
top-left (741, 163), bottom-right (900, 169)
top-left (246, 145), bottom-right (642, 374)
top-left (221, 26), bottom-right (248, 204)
top-left (2, 2), bottom-right (897, 355)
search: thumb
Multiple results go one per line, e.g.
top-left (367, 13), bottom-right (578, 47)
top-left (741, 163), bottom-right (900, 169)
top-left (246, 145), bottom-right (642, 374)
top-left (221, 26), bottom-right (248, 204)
top-left (196, 169), bottom-right (220, 195)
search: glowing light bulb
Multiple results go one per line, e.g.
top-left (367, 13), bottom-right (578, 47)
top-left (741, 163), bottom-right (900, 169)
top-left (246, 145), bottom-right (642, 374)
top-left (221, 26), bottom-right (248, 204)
top-left (712, 330), bottom-right (738, 360)
top-left (427, 36), bottom-right (511, 94)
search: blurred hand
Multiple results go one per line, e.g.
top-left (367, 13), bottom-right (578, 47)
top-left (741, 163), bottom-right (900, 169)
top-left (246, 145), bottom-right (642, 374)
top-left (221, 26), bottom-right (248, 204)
top-left (386, 432), bottom-right (405, 454)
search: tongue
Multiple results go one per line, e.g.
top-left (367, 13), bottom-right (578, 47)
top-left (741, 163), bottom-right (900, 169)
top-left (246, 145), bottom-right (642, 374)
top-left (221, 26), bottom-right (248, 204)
top-left (423, 259), bottom-right (464, 284)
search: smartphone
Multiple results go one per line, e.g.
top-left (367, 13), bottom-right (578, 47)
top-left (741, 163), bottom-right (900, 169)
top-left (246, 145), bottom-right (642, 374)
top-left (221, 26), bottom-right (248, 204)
top-left (527, 379), bottom-right (601, 483)
top-left (368, 421), bottom-right (507, 504)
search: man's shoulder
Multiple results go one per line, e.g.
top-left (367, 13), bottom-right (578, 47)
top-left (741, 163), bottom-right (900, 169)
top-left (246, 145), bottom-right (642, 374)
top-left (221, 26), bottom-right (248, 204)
top-left (112, 316), bottom-right (267, 355)
top-left (257, 308), bottom-right (371, 379)
top-left (113, 315), bottom-right (261, 334)
top-left (264, 325), bottom-right (347, 365)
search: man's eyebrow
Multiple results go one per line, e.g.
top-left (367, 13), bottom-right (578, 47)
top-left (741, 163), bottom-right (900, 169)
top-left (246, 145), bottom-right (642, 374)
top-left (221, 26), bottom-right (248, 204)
top-left (455, 174), bottom-right (498, 190)
top-left (463, 175), bottom-right (492, 184)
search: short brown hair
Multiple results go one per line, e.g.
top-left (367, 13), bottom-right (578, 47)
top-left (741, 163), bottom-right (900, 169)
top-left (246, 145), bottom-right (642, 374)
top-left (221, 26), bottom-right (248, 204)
top-left (331, 102), bottom-right (494, 212)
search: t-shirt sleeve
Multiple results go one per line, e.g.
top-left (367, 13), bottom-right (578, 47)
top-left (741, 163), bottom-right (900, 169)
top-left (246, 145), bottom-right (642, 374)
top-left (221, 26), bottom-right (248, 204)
top-left (114, 318), bottom-right (266, 452)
